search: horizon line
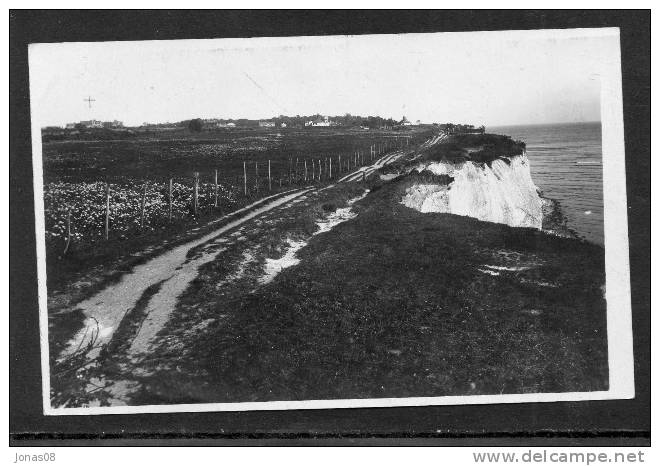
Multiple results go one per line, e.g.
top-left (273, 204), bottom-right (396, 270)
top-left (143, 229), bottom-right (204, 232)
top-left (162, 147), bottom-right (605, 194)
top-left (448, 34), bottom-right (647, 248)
top-left (41, 117), bottom-right (602, 130)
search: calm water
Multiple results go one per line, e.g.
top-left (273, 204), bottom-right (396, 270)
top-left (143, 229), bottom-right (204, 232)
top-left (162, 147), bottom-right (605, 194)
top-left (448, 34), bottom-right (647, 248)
top-left (490, 122), bottom-right (604, 245)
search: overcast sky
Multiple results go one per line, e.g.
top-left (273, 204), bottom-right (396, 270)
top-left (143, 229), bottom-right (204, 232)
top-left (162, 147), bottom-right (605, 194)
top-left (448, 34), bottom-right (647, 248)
top-left (29, 28), bottom-right (619, 128)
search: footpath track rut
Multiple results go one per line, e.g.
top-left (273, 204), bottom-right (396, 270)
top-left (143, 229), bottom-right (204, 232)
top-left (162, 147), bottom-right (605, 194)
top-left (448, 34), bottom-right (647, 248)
top-left (59, 188), bottom-right (313, 361)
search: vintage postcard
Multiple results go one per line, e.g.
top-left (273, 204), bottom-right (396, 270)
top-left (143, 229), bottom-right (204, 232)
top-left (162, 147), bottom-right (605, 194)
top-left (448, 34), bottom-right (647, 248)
top-left (28, 28), bottom-right (634, 415)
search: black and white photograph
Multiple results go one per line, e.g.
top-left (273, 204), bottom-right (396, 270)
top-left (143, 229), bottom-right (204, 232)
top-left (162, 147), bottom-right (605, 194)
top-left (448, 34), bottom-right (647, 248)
top-left (25, 26), bottom-right (637, 415)
top-left (10, 8), bottom-right (652, 452)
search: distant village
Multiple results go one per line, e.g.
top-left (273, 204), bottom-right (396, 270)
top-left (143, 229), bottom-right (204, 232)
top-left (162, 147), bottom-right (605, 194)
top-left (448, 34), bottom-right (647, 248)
top-left (42, 115), bottom-right (485, 138)
top-left (44, 114), bottom-right (418, 131)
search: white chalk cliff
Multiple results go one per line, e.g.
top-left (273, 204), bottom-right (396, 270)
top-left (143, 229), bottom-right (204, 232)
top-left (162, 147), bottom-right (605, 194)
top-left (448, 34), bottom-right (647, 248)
top-left (401, 154), bottom-right (544, 229)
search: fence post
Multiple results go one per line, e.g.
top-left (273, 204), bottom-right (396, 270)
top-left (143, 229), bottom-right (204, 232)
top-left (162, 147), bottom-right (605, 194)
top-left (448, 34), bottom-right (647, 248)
top-left (338, 154), bottom-right (341, 174)
top-left (140, 181), bottom-right (147, 229)
top-left (329, 157), bottom-right (332, 178)
top-left (214, 169), bottom-right (219, 207)
top-left (304, 159), bottom-right (308, 182)
top-left (268, 160), bottom-right (272, 191)
top-left (255, 162), bottom-right (259, 194)
top-left (243, 161), bottom-right (247, 196)
top-left (168, 178), bottom-right (173, 222)
top-left (193, 173), bottom-right (199, 216)
top-left (318, 159), bottom-right (322, 180)
top-left (104, 182), bottom-right (110, 240)
top-left (63, 209), bottom-right (71, 255)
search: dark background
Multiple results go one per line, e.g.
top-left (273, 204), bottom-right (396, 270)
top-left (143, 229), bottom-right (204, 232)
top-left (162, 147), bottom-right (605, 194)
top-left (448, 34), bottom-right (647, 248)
top-left (9, 10), bottom-right (650, 445)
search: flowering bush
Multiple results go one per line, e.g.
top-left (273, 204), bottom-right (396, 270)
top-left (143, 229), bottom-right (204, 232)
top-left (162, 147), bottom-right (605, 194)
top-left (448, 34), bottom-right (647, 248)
top-left (43, 179), bottom-right (240, 247)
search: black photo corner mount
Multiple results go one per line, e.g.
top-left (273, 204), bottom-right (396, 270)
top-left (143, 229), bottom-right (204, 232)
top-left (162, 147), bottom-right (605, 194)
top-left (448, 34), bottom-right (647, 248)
top-left (9, 10), bottom-right (650, 445)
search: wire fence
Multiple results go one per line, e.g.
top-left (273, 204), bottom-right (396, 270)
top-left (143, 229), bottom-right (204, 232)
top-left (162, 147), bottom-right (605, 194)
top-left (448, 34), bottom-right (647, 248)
top-left (43, 137), bottom-right (418, 254)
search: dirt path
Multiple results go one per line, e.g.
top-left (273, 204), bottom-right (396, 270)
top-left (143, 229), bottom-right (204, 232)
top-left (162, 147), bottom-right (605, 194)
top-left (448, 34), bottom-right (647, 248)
top-left (337, 134), bottom-right (442, 183)
top-left (337, 150), bottom-right (406, 182)
top-left (57, 138), bottom-right (435, 363)
top-left (59, 188), bottom-right (313, 361)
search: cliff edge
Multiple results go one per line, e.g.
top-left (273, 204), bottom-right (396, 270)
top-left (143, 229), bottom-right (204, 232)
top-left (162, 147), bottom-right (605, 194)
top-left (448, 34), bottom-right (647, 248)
top-left (386, 132), bottom-right (572, 236)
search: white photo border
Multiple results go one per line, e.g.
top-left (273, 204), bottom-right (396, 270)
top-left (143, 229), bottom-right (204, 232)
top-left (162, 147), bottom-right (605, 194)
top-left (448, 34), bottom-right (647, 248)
top-left (28, 27), bottom-right (635, 416)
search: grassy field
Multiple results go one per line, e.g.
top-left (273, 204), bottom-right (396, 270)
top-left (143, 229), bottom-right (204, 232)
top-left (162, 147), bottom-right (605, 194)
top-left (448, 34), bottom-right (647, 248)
top-left (42, 126), bottom-right (430, 182)
top-left (42, 126), bottom-right (431, 291)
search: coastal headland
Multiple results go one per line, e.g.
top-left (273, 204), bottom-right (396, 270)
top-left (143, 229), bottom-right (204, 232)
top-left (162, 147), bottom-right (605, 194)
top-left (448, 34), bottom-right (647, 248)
top-left (41, 124), bottom-right (608, 408)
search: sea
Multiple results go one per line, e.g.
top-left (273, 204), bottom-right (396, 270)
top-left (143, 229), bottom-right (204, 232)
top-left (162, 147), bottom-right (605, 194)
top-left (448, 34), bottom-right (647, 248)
top-left (490, 122), bottom-right (604, 246)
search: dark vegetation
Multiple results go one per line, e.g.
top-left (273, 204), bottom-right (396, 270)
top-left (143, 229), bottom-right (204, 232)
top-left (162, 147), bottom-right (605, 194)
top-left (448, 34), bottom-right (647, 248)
top-left (412, 133), bottom-right (526, 167)
top-left (274, 113), bottom-right (404, 129)
top-left (116, 180), bottom-right (607, 404)
top-left (457, 133), bottom-right (526, 163)
top-left (42, 128), bottom-right (138, 142)
top-left (187, 118), bottom-right (203, 132)
top-left (406, 171), bottom-right (454, 185)
top-left (42, 127), bottom-right (432, 292)
top-left (42, 127), bottom-right (429, 182)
